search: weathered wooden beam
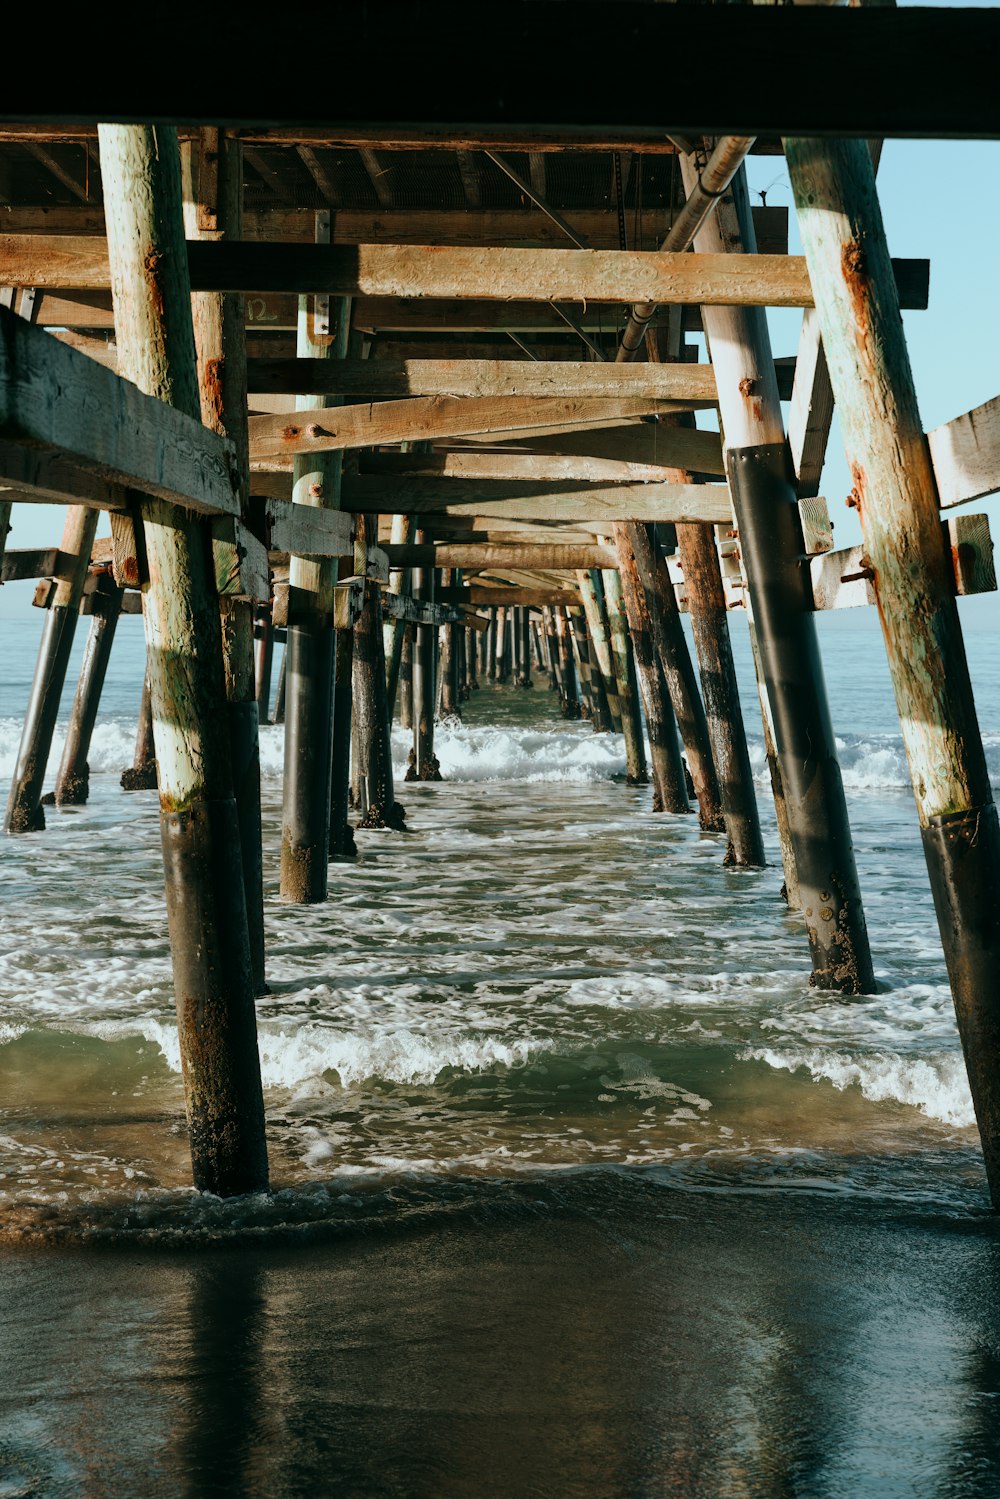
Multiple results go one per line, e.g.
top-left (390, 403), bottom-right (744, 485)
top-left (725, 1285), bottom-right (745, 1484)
top-left (0, 545), bottom-right (68, 581)
top-left (250, 495), bottom-right (352, 558)
top-left (494, 423), bottom-right (726, 476)
top-left (928, 393), bottom-right (1000, 510)
top-left (364, 449), bottom-right (710, 487)
top-left (0, 305), bottom-right (240, 516)
top-left (249, 395), bottom-right (701, 457)
top-left (0, 236), bottom-right (930, 310)
top-left (245, 357), bottom-right (718, 401)
top-left (386, 543), bottom-right (616, 570)
top-left (809, 517), bottom-right (996, 611)
top-left (340, 478), bottom-right (733, 525)
top-left (439, 584), bottom-right (574, 607)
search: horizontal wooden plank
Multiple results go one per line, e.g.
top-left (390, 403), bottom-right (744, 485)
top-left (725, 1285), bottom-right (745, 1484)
top-left (0, 239), bottom-right (930, 311)
top-left (1, 545), bottom-right (69, 582)
top-left (344, 483), bottom-right (733, 526)
top-left (490, 423), bottom-right (726, 477)
top-left (363, 450), bottom-right (705, 487)
top-left (385, 543), bottom-right (617, 570)
top-left (0, 205), bottom-right (790, 254)
top-left (381, 592), bottom-right (465, 626)
top-left (438, 584), bottom-right (576, 607)
top-left (0, 307), bottom-right (240, 517)
top-left (245, 357), bottom-right (718, 402)
top-left (250, 496), bottom-right (353, 558)
top-left (928, 393), bottom-right (1000, 509)
top-left (810, 516), bottom-right (995, 611)
top-left (249, 396), bottom-right (700, 458)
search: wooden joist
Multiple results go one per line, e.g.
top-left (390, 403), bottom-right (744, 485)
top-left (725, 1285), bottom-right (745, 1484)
top-left (362, 449), bottom-right (716, 486)
top-left (245, 357), bottom-right (718, 402)
top-left (0, 305), bottom-right (240, 517)
top-left (250, 495), bottom-right (353, 558)
top-left (809, 515), bottom-right (995, 611)
top-left (248, 396), bottom-right (701, 457)
top-left (384, 543), bottom-right (617, 571)
top-left (490, 423), bottom-right (726, 477)
top-left (1, 546), bottom-right (70, 582)
top-left (339, 479), bottom-right (733, 525)
top-left (438, 584), bottom-right (576, 607)
top-left (0, 237), bottom-right (930, 312)
top-left (0, 204), bottom-right (790, 254)
top-left (928, 393), bottom-right (1000, 509)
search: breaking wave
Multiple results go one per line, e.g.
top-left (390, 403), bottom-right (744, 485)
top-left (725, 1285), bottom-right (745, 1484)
top-left (743, 1045), bottom-right (976, 1128)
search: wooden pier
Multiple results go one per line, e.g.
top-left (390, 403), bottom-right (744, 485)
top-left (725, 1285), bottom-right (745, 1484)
top-left (3, 3), bottom-right (1000, 1200)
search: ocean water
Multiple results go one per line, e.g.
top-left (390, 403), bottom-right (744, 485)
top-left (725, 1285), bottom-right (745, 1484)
top-left (2, 607), bottom-right (1000, 1497)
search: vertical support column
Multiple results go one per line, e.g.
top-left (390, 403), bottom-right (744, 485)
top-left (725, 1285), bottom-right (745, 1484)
top-left (600, 568), bottom-right (647, 785)
top-left (569, 603), bottom-right (613, 733)
top-left (329, 597), bottom-right (357, 859)
top-left (5, 505), bottom-right (99, 832)
top-left (519, 608), bottom-right (532, 688)
top-left (254, 611), bottom-right (274, 725)
top-left (613, 528), bottom-right (690, 814)
top-left (617, 523), bottom-right (724, 830)
top-left (384, 512), bottom-right (414, 721)
top-left (787, 134), bottom-right (1000, 1195)
top-left (492, 606), bottom-right (507, 683)
top-left (567, 608), bottom-right (596, 720)
top-left (676, 523), bottom-right (765, 867)
top-left (352, 512), bottom-right (404, 830)
top-left (542, 606), bottom-right (562, 695)
top-left (272, 646), bottom-right (287, 725)
top-left (512, 604), bottom-right (524, 685)
top-left (280, 212), bottom-right (350, 903)
top-left (578, 570), bottom-right (623, 731)
top-left (407, 533), bottom-right (441, 781)
top-left (682, 153), bottom-right (873, 994)
top-left (554, 606), bottom-right (580, 718)
top-left (398, 624), bottom-right (414, 729)
top-left (99, 123), bottom-right (267, 1196)
top-left (54, 576), bottom-right (123, 806)
top-left (183, 128), bottom-right (265, 991)
top-left (438, 570), bottom-right (462, 721)
top-left (122, 666), bottom-right (158, 790)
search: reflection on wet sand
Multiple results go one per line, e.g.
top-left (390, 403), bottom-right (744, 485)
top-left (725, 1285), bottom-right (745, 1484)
top-left (3, 1183), bottom-right (1000, 1497)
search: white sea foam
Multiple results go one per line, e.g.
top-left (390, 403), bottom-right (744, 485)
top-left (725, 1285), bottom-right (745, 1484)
top-left (743, 1045), bottom-right (975, 1127)
top-left (101, 1017), bottom-right (550, 1089)
top-left (0, 718), bottom-right (136, 779)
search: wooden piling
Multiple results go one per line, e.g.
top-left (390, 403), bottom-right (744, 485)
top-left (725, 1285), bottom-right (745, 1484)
top-left (183, 130), bottom-right (266, 990)
top-left (121, 669), bottom-right (158, 791)
top-left (398, 624), bottom-right (414, 729)
top-left (493, 606), bottom-right (507, 684)
top-left (682, 154), bottom-right (873, 993)
top-left (254, 612), bottom-right (274, 725)
top-left (676, 523), bottom-right (765, 866)
top-left (613, 528), bottom-right (690, 813)
top-left (569, 604), bottom-right (614, 733)
top-left (438, 570), bottom-right (462, 721)
top-left (4, 504), bottom-right (99, 832)
top-left (329, 606), bottom-right (357, 858)
top-left (53, 577), bottom-right (123, 806)
top-left (577, 571), bottom-right (623, 732)
top-left (408, 533), bottom-right (442, 779)
top-left (384, 511), bottom-right (414, 720)
top-left (272, 647), bottom-right (287, 725)
top-left (352, 513), bottom-right (404, 829)
top-left (600, 569), bottom-right (648, 784)
top-left (280, 211), bottom-right (350, 904)
top-left (99, 123), bottom-right (267, 1196)
top-left (787, 133), bottom-right (1000, 1195)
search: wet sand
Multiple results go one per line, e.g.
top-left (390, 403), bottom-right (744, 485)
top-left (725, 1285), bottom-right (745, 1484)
top-left (2, 1174), bottom-right (1000, 1498)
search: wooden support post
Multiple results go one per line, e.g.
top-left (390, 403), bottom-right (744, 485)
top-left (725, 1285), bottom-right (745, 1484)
top-left (99, 124), bottom-right (267, 1195)
top-left (624, 524), bottom-right (724, 830)
top-left (517, 607), bottom-right (532, 688)
top-left (280, 210), bottom-right (349, 902)
top-left (407, 533), bottom-right (441, 779)
top-left (384, 512), bottom-right (414, 721)
top-left (577, 570), bottom-right (622, 731)
top-left (492, 606), bottom-right (507, 684)
top-left (531, 620), bottom-right (545, 675)
top-left (254, 612), bottom-right (275, 724)
top-left (568, 604), bottom-right (613, 733)
top-left (683, 154), bottom-right (873, 993)
top-left (352, 513), bottom-right (404, 829)
top-left (511, 603), bottom-right (524, 685)
top-left (4, 504), bottom-right (98, 831)
top-left (464, 625), bottom-right (479, 693)
top-left (183, 129), bottom-right (266, 991)
top-left (122, 667), bottom-right (158, 790)
top-left (329, 611), bottom-right (356, 858)
top-left (677, 523), bottom-right (765, 866)
top-left (554, 607), bottom-right (580, 719)
top-left (600, 568), bottom-right (647, 784)
top-left (787, 134), bottom-right (1000, 1193)
top-left (438, 569), bottom-right (462, 721)
top-left (542, 606), bottom-right (563, 696)
top-left (613, 527), bottom-right (690, 813)
top-left (398, 623), bottom-right (414, 729)
top-left (567, 608), bottom-right (595, 721)
top-left (53, 576), bottom-right (123, 805)
top-left (273, 646), bottom-right (287, 724)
